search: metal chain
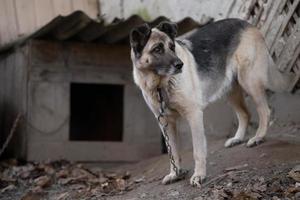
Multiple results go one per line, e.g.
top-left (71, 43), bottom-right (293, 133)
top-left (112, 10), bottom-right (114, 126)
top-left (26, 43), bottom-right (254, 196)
top-left (156, 88), bottom-right (188, 179)
top-left (0, 113), bottom-right (22, 157)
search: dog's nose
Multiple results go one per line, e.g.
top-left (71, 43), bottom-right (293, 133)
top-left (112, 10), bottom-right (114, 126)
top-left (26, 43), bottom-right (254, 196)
top-left (174, 60), bottom-right (183, 70)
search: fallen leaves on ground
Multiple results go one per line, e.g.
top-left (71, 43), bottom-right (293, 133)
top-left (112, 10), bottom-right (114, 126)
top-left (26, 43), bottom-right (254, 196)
top-left (1, 160), bottom-right (300, 200)
top-left (194, 164), bottom-right (300, 200)
top-left (0, 159), bottom-right (135, 199)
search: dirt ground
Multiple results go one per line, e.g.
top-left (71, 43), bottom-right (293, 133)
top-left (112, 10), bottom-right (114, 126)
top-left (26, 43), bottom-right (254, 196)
top-left (1, 125), bottom-right (300, 200)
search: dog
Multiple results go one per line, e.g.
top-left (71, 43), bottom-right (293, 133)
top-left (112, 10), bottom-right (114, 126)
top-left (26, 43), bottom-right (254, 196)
top-left (129, 18), bottom-right (299, 186)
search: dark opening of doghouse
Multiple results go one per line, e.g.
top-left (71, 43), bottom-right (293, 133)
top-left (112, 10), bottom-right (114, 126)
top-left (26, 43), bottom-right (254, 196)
top-left (70, 83), bottom-right (124, 141)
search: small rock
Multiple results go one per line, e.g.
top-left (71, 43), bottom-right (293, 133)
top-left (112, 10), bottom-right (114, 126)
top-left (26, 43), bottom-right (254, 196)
top-left (56, 169), bottom-right (69, 178)
top-left (272, 196), bottom-right (281, 200)
top-left (134, 177), bottom-right (145, 183)
top-left (289, 165), bottom-right (300, 182)
top-left (168, 190), bottom-right (180, 197)
top-left (295, 192), bottom-right (300, 200)
top-left (89, 177), bottom-right (108, 184)
top-left (193, 197), bottom-right (204, 200)
top-left (122, 171), bottom-right (131, 179)
top-left (253, 178), bottom-right (267, 192)
top-left (58, 177), bottom-right (75, 185)
top-left (34, 175), bottom-right (51, 188)
top-left (226, 182), bottom-right (233, 187)
top-left (1, 184), bottom-right (16, 193)
top-left (56, 192), bottom-right (69, 200)
top-left (296, 182), bottom-right (300, 188)
top-left (259, 153), bottom-right (267, 158)
top-left (224, 164), bottom-right (248, 172)
top-left (21, 192), bottom-right (43, 200)
top-left (105, 172), bottom-right (117, 178)
top-left (115, 178), bottom-right (126, 191)
top-left (140, 193), bottom-right (147, 198)
top-left (70, 184), bottom-right (85, 190)
top-left (30, 186), bottom-right (43, 193)
top-left (44, 166), bottom-right (55, 175)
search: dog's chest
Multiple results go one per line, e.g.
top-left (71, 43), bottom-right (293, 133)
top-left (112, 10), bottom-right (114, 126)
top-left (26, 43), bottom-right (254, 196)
top-left (164, 88), bottom-right (194, 116)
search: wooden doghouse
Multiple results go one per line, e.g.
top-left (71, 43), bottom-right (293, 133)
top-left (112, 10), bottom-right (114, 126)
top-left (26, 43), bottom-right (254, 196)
top-left (0, 11), bottom-right (201, 161)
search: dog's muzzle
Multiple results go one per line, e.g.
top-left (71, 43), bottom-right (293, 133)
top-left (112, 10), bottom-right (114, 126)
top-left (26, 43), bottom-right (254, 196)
top-left (173, 60), bottom-right (183, 73)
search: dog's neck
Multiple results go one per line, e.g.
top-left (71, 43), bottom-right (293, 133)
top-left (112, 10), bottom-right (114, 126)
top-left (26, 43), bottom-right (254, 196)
top-left (133, 68), bottom-right (171, 94)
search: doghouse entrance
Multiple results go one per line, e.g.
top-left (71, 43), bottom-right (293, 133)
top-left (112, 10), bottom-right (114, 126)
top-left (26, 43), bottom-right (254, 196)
top-left (70, 83), bottom-right (124, 141)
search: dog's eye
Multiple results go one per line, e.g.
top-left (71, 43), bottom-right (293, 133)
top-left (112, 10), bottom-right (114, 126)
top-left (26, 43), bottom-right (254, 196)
top-left (169, 43), bottom-right (175, 52)
top-left (153, 46), bottom-right (163, 54)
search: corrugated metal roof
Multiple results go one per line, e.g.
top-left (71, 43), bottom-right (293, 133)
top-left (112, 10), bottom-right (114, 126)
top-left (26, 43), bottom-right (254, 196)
top-left (0, 11), bottom-right (209, 53)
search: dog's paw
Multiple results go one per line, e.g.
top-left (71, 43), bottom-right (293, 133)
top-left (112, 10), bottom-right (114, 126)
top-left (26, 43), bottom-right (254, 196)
top-left (162, 173), bottom-right (178, 185)
top-left (247, 137), bottom-right (265, 147)
top-left (190, 173), bottom-right (205, 187)
top-left (224, 137), bottom-right (243, 148)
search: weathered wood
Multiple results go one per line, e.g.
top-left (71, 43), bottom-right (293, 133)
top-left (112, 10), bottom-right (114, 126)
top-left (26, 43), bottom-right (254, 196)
top-left (270, 0), bottom-right (300, 53)
top-left (30, 40), bottom-right (65, 69)
top-left (52, 0), bottom-right (72, 16)
top-left (67, 43), bottom-right (132, 69)
top-left (15, 0), bottom-right (37, 37)
top-left (34, 0), bottom-right (55, 28)
top-left (261, 0), bottom-right (286, 48)
top-left (30, 40), bottom-right (132, 70)
top-left (0, 0), bottom-right (19, 45)
top-left (0, 46), bottom-right (29, 159)
top-left (0, 0), bottom-right (100, 47)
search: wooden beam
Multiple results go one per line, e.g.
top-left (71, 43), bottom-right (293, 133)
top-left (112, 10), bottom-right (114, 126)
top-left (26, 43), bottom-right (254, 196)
top-left (30, 40), bottom-right (132, 70)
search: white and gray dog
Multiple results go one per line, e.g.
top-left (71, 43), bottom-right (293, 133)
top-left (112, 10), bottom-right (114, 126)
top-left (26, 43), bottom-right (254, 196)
top-left (129, 19), bottom-right (299, 186)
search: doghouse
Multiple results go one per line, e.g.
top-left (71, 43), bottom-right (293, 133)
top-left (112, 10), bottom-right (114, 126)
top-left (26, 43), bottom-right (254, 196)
top-left (0, 11), bottom-right (200, 161)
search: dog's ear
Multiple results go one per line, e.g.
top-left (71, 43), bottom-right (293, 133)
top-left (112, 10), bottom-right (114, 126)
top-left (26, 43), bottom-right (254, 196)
top-left (157, 21), bottom-right (177, 40)
top-left (130, 23), bottom-right (151, 57)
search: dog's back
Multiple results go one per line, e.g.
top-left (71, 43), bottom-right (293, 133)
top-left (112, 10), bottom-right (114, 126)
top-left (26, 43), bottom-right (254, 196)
top-left (186, 18), bottom-right (250, 75)
top-left (180, 18), bottom-right (299, 147)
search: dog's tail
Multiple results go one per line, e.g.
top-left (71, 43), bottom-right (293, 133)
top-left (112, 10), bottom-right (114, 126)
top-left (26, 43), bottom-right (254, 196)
top-left (265, 54), bottom-right (297, 92)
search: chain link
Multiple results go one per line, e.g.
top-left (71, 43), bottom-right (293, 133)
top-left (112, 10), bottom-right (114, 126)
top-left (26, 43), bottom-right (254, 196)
top-left (156, 88), bottom-right (188, 179)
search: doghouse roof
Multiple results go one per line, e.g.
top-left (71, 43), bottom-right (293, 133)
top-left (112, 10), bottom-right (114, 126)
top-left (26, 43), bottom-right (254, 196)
top-left (0, 11), bottom-right (206, 53)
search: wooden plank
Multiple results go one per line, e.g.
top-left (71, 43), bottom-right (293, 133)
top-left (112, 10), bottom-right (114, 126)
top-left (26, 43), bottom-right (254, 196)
top-left (261, 0), bottom-right (286, 47)
top-left (34, 0), bottom-right (55, 28)
top-left (270, 0), bottom-right (300, 53)
top-left (30, 40), bottom-right (132, 70)
top-left (276, 20), bottom-right (300, 72)
top-left (71, 0), bottom-right (86, 12)
top-left (67, 42), bottom-right (132, 69)
top-left (52, 0), bottom-right (72, 16)
top-left (14, 0), bottom-right (37, 37)
top-left (0, 0), bottom-right (19, 45)
top-left (85, 0), bottom-right (99, 19)
top-left (30, 40), bottom-right (65, 69)
top-left (71, 0), bottom-right (99, 19)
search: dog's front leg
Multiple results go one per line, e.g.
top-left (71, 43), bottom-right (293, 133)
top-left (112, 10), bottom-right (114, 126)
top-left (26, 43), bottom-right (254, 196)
top-left (159, 117), bottom-right (182, 185)
top-left (187, 110), bottom-right (207, 187)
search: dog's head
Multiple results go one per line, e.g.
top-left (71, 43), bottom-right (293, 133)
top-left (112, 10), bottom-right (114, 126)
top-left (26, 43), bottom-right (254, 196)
top-left (130, 21), bottom-right (183, 76)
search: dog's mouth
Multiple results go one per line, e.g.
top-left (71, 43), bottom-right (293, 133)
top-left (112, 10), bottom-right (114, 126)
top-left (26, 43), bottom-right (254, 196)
top-left (174, 68), bottom-right (182, 74)
top-left (155, 66), bottom-right (183, 76)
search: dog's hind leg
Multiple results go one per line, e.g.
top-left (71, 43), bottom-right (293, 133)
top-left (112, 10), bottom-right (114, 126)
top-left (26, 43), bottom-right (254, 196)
top-left (225, 85), bottom-right (250, 148)
top-left (238, 72), bottom-right (271, 147)
top-left (246, 86), bottom-right (270, 147)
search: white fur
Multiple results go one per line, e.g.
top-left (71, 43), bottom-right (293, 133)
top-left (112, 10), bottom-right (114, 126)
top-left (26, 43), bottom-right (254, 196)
top-left (132, 34), bottom-right (208, 186)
